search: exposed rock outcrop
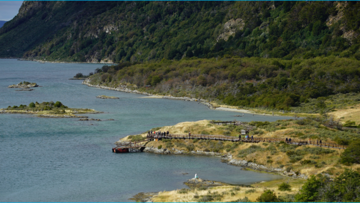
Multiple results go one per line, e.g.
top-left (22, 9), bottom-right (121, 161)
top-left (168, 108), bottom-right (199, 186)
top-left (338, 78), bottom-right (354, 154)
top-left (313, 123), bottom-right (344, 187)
top-left (222, 154), bottom-right (308, 179)
top-left (217, 18), bottom-right (245, 41)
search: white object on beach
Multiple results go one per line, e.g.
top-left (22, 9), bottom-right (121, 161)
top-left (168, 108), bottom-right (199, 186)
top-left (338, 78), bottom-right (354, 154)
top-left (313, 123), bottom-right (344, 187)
top-left (194, 174), bottom-right (198, 179)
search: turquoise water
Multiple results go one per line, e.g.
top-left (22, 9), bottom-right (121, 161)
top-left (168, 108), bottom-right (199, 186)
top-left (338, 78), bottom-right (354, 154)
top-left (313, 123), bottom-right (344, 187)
top-left (0, 59), bottom-right (289, 201)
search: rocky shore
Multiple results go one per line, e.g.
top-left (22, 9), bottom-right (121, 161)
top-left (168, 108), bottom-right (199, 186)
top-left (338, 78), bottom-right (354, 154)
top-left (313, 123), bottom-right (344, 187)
top-left (96, 95), bottom-right (119, 99)
top-left (142, 146), bottom-right (307, 179)
top-left (69, 77), bottom-right (87, 80)
top-left (16, 88), bottom-right (34, 91)
top-left (0, 108), bottom-right (102, 118)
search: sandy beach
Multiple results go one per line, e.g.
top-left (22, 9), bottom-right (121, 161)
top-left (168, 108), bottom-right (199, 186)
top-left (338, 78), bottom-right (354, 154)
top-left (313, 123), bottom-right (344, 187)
top-left (214, 107), bottom-right (252, 114)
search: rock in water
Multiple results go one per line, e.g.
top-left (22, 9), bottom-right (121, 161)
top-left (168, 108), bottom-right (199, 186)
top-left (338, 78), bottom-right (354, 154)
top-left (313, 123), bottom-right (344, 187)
top-left (96, 95), bottom-right (119, 99)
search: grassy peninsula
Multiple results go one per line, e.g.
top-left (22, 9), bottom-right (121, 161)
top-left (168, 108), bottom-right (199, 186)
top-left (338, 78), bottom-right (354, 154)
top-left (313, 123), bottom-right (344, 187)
top-left (121, 119), bottom-right (359, 176)
top-left (121, 118), bottom-right (360, 202)
top-left (0, 101), bottom-right (101, 118)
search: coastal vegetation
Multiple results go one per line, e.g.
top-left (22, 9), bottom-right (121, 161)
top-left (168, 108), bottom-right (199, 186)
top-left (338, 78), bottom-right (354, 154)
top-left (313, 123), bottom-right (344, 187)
top-left (0, 101), bottom-right (100, 118)
top-left (87, 56), bottom-right (360, 119)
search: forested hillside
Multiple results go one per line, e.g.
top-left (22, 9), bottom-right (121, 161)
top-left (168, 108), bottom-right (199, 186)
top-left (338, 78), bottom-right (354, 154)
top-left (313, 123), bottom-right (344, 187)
top-left (87, 57), bottom-right (360, 111)
top-left (0, 1), bottom-right (360, 62)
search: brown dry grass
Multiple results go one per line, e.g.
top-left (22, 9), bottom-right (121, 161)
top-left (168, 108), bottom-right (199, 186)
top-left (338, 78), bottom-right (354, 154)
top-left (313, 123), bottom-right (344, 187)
top-left (329, 104), bottom-right (360, 124)
top-left (151, 178), bottom-right (304, 202)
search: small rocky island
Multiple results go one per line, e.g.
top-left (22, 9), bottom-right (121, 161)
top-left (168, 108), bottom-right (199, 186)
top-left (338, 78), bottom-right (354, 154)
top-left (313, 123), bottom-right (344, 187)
top-left (0, 101), bottom-right (101, 118)
top-left (8, 81), bottom-right (39, 91)
top-left (96, 95), bottom-right (119, 99)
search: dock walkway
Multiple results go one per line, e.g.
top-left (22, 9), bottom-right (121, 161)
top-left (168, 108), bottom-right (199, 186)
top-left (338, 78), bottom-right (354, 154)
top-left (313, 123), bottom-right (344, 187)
top-left (147, 133), bottom-right (347, 149)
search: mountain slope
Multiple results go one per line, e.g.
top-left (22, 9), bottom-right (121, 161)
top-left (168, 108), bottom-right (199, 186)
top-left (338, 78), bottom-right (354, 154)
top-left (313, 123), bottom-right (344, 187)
top-left (0, 1), bottom-right (360, 62)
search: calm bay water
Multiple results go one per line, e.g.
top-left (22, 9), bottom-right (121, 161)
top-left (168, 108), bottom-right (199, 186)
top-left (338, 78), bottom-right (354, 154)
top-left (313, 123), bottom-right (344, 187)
top-left (0, 59), bottom-right (289, 201)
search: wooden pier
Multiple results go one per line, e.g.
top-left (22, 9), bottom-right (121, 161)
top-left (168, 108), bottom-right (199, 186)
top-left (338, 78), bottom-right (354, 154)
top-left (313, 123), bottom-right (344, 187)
top-left (113, 133), bottom-right (347, 154)
top-left (112, 142), bottom-right (148, 153)
top-left (146, 133), bottom-right (347, 149)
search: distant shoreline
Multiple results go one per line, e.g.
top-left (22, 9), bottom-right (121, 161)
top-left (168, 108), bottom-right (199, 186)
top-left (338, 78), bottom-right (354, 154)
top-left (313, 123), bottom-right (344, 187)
top-left (0, 58), bottom-right (116, 65)
top-left (82, 79), bottom-right (257, 115)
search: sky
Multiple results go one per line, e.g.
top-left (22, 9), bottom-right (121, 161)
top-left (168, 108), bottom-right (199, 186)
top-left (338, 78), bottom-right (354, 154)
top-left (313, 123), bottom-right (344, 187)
top-left (0, 1), bottom-right (23, 21)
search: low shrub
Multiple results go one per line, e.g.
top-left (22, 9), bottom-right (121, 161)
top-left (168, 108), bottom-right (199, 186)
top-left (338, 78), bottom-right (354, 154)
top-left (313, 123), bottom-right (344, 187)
top-left (257, 189), bottom-right (279, 202)
top-left (199, 195), bottom-right (213, 202)
top-left (245, 189), bottom-right (256, 194)
top-left (235, 197), bottom-right (250, 202)
top-left (237, 145), bottom-right (263, 158)
top-left (334, 137), bottom-right (350, 145)
top-left (178, 188), bottom-right (189, 194)
top-left (128, 135), bottom-right (146, 142)
top-left (300, 159), bottom-right (317, 165)
top-left (233, 186), bottom-right (240, 191)
top-left (186, 144), bottom-right (195, 152)
top-left (165, 142), bottom-right (173, 148)
top-left (278, 182), bottom-right (292, 191)
top-left (306, 147), bottom-right (334, 155)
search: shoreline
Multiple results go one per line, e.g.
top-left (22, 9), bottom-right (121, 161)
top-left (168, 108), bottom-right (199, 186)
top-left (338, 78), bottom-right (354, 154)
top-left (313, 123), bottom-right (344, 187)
top-left (142, 146), bottom-right (307, 179)
top-left (0, 57), bottom-right (116, 65)
top-left (82, 79), bottom-right (259, 115)
top-left (25, 58), bottom-right (116, 65)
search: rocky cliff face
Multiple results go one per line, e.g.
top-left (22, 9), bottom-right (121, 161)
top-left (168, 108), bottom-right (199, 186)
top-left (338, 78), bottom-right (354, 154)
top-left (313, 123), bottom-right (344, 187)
top-left (17, 2), bottom-right (46, 18)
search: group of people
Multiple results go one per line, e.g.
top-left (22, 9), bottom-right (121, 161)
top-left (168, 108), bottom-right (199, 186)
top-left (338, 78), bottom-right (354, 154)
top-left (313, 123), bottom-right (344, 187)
top-left (147, 131), bottom-right (169, 138)
top-left (238, 135), bottom-right (254, 140)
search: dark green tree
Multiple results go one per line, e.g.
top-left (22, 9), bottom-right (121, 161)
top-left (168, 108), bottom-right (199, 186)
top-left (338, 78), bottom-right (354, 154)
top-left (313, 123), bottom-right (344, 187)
top-left (340, 140), bottom-right (360, 165)
top-left (29, 102), bottom-right (35, 108)
top-left (278, 182), bottom-right (292, 191)
top-left (257, 189), bottom-right (278, 202)
top-left (295, 175), bottom-right (327, 201)
top-left (54, 101), bottom-right (63, 108)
